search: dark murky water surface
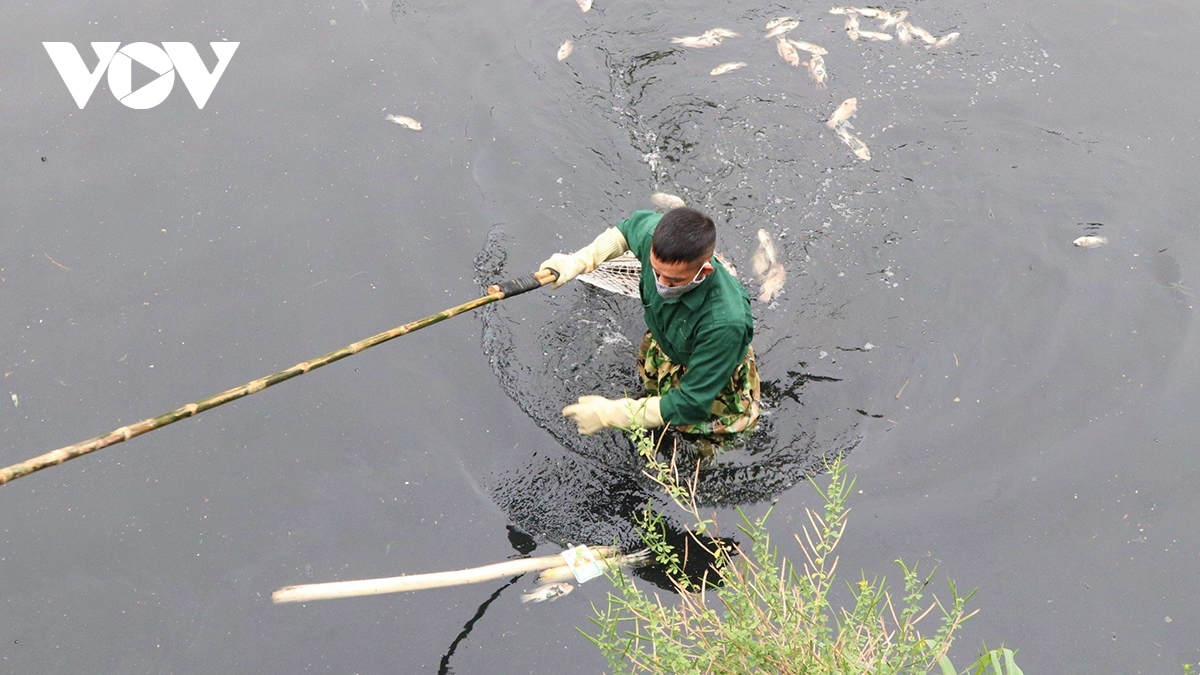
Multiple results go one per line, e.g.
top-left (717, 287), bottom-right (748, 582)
top-left (3, 0), bottom-right (1198, 672)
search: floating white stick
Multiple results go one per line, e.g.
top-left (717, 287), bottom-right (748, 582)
top-left (272, 546), bottom-right (617, 604)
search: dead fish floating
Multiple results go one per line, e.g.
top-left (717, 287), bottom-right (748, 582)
top-left (826, 97), bottom-right (858, 129)
top-left (710, 61), bottom-right (747, 75)
top-left (385, 113), bottom-right (422, 131)
top-left (845, 15), bottom-right (860, 40)
top-left (557, 39), bottom-right (573, 61)
top-left (752, 229), bottom-right (787, 302)
top-left (904, 23), bottom-right (938, 45)
top-left (673, 28), bottom-right (738, 48)
top-left (776, 38), bottom-right (800, 67)
top-left (576, 0), bottom-right (592, 12)
top-left (765, 16), bottom-right (794, 30)
top-left (1073, 235), bottom-right (1108, 248)
top-left (835, 126), bottom-right (871, 161)
top-left (879, 10), bottom-right (907, 30)
top-left (857, 30), bottom-right (894, 41)
top-left (650, 192), bottom-right (686, 209)
top-left (928, 32), bottom-right (960, 49)
top-left (521, 582), bottom-right (574, 603)
top-left (788, 39), bottom-right (828, 55)
top-left (807, 53), bottom-right (828, 87)
top-left (764, 20), bottom-right (800, 39)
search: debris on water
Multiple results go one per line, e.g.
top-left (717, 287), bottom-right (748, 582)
top-left (576, 0), bottom-right (592, 12)
top-left (558, 40), bottom-right (574, 61)
top-left (650, 192), bottom-right (686, 209)
top-left (1074, 235), bottom-right (1108, 248)
top-left (385, 113), bottom-right (422, 130)
top-left (10, 393), bottom-right (17, 407)
top-left (863, 342), bottom-right (876, 351)
top-left (521, 582), bottom-right (574, 603)
top-left (710, 61), bottom-right (747, 76)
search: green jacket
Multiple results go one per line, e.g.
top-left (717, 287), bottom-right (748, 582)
top-left (616, 211), bottom-right (755, 425)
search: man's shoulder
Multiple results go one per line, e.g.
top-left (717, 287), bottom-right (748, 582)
top-left (616, 210), bottom-right (663, 256)
top-left (702, 267), bottom-right (753, 329)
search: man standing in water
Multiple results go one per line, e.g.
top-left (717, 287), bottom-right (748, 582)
top-left (539, 207), bottom-right (760, 436)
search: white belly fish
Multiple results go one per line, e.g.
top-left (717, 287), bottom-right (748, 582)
top-left (879, 10), bottom-right (907, 30)
top-left (1073, 235), bottom-right (1108, 248)
top-left (765, 20), bottom-right (800, 39)
top-left (788, 39), bottom-right (828, 55)
top-left (521, 582), bottom-right (574, 603)
top-left (752, 228), bottom-right (779, 277)
top-left (759, 265), bottom-right (787, 302)
top-left (928, 32), bottom-right (960, 49)
top-left (385, 114), bottom-right (422, 130)
top-left (857, 30), bottom-right (894, 41)
top-left (826, 97), bottom-right (858, 129)
top-left (710, 61), bottom-right (747, 75)
top-left (807, 53), bottom-right (828, 87)
top-left (776, 38), bottom-right (800, 67)
top-left (752, 229), bottom-right (786, 302)
top-left (906, 23), bottom-right (938, 45)
top-left (557, 40), bottom-right (574, 61)
top-left (650, 192), bottom-right (686, 209)
top-left (672, 34), bottom-right (721, 48)
top-left (836, 126), bottom-right (871, 161)
top-left (845, 15), bottom-right (861, 40)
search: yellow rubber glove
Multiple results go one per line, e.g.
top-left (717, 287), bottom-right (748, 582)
top-left (562, 395), bottom-right (664, 435)
top-left (539, 227), bottom-right (629, 289)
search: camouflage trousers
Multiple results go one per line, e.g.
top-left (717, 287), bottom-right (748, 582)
top-left (637, 332), bottom-right (761, 435)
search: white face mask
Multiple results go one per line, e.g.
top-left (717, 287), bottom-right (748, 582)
top-left (655, 264), bottom-right (710, 300)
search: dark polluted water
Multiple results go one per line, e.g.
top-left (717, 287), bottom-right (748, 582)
top-left (2, 0), bottom-right (1199, 673)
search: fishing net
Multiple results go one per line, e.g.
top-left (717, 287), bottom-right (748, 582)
top-left (577, 252), bottom-right (642, 298)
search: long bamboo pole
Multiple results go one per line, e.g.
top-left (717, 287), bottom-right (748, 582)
top-left (0, 269), bottom-right (558, 486)
top-left (272, 546), bottom-right (618, 604)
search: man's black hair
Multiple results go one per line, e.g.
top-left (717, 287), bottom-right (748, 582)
top-left (651, 207), bottom-right (716, 265)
